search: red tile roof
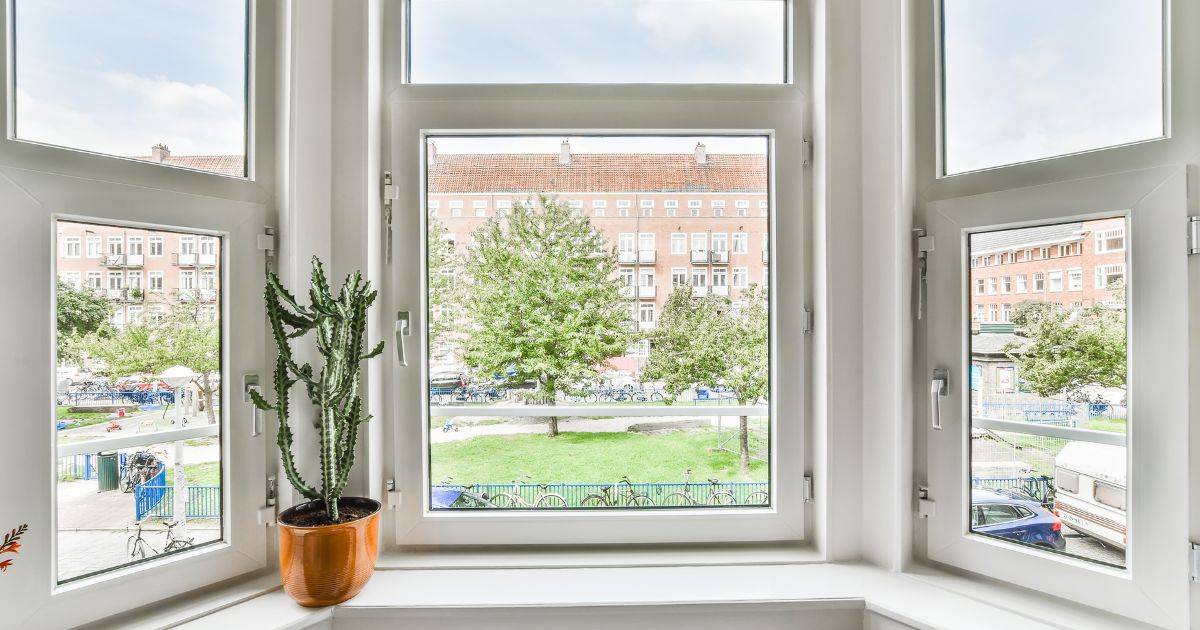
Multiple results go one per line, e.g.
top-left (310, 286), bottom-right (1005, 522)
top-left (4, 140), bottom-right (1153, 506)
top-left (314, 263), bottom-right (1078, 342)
top-left (133, 155), bottom-right (246, 178)
top-left (428, 153), bottom-right (767, 193)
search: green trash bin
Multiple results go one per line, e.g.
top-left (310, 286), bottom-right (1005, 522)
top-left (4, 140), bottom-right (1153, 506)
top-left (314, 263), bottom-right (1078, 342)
top-left (97, 451), bottom-right (120, 492)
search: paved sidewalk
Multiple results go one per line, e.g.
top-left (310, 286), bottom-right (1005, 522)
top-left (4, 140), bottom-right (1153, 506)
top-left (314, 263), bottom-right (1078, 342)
top-left (431, 414), bottom-right (727, 443)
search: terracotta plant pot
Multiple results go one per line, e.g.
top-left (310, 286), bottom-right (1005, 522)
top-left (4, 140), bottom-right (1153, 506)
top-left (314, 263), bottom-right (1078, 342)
top-left (277, 496), bottom-right (381, 607)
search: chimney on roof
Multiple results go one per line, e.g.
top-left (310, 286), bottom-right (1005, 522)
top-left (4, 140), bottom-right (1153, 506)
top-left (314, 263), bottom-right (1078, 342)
top-left (559, 139), bottom-right (571, 166)
top-left (429, 142), bottom-right (438, 166)
top-left (694, 142), bottom-right (707, 165)
top-left (151, 143), bottom-right (170, 163)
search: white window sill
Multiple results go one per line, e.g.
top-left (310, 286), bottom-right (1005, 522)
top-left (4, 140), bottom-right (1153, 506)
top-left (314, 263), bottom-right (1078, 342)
top-left (108, 551), bottom-right (1151, 630)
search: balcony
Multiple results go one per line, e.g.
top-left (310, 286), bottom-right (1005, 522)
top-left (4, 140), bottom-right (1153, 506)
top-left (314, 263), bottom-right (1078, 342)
top-left (637, 320), bottom-right (656, 331)
top-left (691, 286), bottom-right (710, 298)
top-left (637, 285), bottom-right (656, 299)
top-left (103, 254), bottom-right (125, 267)
top-left (638, 250), bottom-right (656, 264)
top-left (198, 253), bottom-right (217, 267)
top-left (198, 289), bottom-right (218, 302)
top-left (711, 285), bottom-right (729, 296)
top-left (690, 250), bottom-right (709, 263)
top-left (125, 254), bottom-right (144, 267)
top-left (176, 288), bottom-right (196, 301)
top-left (619, 285), bottom-right (635, 298)
top-left (709, 251), bottom-right (729, 264)
top-left (762, 250), bottom-right (769, 264)
top-left (619, 250), bottom-right (657, 265)
top-left (174, 252), bottom-right (197, 266)
top-left (618, 251), bottom-right (637, 264)
top-left (105, 288), bottom-right (125, 301)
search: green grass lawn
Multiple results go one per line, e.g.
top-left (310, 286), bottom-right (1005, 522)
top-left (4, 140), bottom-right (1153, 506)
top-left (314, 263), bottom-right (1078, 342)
top-left (1086, 416), bottom-right (1127, 433)
top-left (165, 461), bottom-right (221, 486)
top-left (56, 405), bottom-right (110, 428)
top-left (430, 429), bottom-right (768, 485)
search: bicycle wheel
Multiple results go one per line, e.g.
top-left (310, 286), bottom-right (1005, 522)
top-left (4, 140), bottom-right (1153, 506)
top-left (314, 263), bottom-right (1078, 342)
top-left (649, 392), bottom-right (664, 402)
top-left (706, 490), bottom-right (736, 506)
top-left (745, 491), bottom-right (770, 506)
top-left (534, 493), bottom-right (568, 508)
top-left (490, 493), bottom-right (526, 508)
top-left (625, 494), bottom-right (654, 507)
top-left (580, 494), bottom-right (609, 508)
top-left (660, 492), bottom-right (695, 507)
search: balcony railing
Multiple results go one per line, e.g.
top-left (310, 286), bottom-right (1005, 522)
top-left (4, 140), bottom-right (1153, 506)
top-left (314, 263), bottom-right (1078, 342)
top-left (198, 288), bottom-right (218, 302)
top-left (638, 285), bottom-right (656, 299)
top-left (103, 254), bottom-right (125, 267)
top-left (638, 250), bottom-right (656, 264)
top-left (176, 288), bottom-right (196, 301)
top-left (618, 251), bottom-right (637, 264)
top-left (637, 320), bottom-right (656, 331)
top-left (125, 254), bottom-right (144, 267)
top-left (690, 250), bottom-right (709, 263)
top-left (711, 285), bottom-right (729, 296)
top-left (105, 288), bottom-right (125, 300)
top-left (198, 253), bottom-right (217, 267)
top-left (691, 286), bottom-right (710, 297)
top-left (709, 251), bottom-right (729, 264)
top-left (174, 252), bottom-right (196, 266)
top-left (619, 285), bottom-right (635, 298)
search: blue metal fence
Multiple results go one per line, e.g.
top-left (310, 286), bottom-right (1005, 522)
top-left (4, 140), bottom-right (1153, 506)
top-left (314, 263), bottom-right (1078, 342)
top-left (57, 452), bottom-right (129, 481)
top-left (433, 481), bottom-right (769, 508)
top-left (972, 476), bottom-right (1055, 503)
top-left (136, 485), bottom-right (221, 519)
top-left (134, 468), bottom-right (168, 520)
top-left (58, 390), bottom-right (175, 406)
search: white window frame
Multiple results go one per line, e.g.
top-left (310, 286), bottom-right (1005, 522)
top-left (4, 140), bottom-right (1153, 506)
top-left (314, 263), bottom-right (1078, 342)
top-left (1066, 267), bottom-right (1083, 292)
top-left (0, 0), bottom-right (276, 620)
top-left (732, 231), bottom-right (748, 254)
top-left (85, 234), bottom-right (101, 258)
top-left (473, 199), bottom-right (488, 216)
top-left (1095, 227), bottom-right (1127, 253)
top-left (61, 235), bottom-right (80, 258)
top-left (732, 267), bottom-right (748, 288)
top-left (670, 267), bottom-right (687, 287)
top-left (670, 232), bottom-right (686, 255)
top-left (147, 235), bottom-right (163, 257)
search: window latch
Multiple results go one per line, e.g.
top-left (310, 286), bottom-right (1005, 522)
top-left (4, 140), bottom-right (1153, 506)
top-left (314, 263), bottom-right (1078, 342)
top-left (930, 368), bottom-right (948, 431)
top-left (1187, 216), bottom-right (1199, 256)
top-left (1190, 542), bottom-right (1200, 582)
top-left (917, 486), bottom-right (935, 518)
top-left (914, 228), bottom-right (934, 320)
top-left (383, 171), bottom-right (399, 264)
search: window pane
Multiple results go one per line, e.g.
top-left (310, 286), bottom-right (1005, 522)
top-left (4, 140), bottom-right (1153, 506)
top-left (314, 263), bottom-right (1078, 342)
top-left (942, 1), bottom-right (1164, 174)
top-left (968, 218), bottom-right (1128, 568)
top-left (14, 1), bottom-right (248, 177)
top-left (409, 0), bottom-right (786, 84)
top-left (55, 220), bottom-right (223, 582)
top-left (425, 135), bottom-right (771, 509)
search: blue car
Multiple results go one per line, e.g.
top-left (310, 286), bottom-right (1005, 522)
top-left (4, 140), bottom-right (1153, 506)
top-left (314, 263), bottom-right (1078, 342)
top-left (971, 489), bottom-right (1066, 551)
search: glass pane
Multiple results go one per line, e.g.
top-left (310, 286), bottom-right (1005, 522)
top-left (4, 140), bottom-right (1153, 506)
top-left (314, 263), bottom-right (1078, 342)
top-left (968, 218), bottom-right (1128, 568)
top-left (425, 135), bottom-right (771, 509)
top-left (55, 220), bottom-right (223, 582)
top-left (14, 1), bottom-right (248, 177)
top-left (941, 1), bottom-right (1164, 175)
top-left (409, 0), bottom-right (786, 84)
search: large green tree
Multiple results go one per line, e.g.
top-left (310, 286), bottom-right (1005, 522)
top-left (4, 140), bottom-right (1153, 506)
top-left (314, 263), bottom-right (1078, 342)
top-left (427, 217), bottom-right (463, 354)
top-left (87, 302), bottom-right (221, 423)
top-left (461, 195), bottom-right (633, 437)
top-left (644, 285), bottom-right (769, 476)
top-left (1005, 299), bottom-right (1126, 402)
top-left (56, 280), bottom-right (112, 363)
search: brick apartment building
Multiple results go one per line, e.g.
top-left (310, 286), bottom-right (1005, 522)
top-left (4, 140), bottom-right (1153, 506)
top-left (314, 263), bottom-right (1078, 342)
top-left (968, 217), bottom-right (1127, 326)
top-left (428, 141), bottom-right (769, 374)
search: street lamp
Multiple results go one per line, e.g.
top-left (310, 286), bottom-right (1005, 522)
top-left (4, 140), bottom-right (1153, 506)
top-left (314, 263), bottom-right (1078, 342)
top-left (159, 365), bottom-right (196, 533)
top-left (160, 365), bottom-right (197, 427)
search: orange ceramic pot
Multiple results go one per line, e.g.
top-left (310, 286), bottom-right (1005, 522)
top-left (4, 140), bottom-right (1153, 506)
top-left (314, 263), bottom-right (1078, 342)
top-left (277, 497), bottom-right (381, 607)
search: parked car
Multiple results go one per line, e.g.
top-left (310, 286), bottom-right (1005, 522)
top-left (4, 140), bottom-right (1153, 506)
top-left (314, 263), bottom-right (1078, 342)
top-left (971, 489), bottom-right (1066, 551)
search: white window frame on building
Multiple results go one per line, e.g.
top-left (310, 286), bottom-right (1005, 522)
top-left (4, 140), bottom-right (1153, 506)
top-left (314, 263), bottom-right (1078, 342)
top-left (687, 199), bottom-right (702, 217)
top-left (61, 235), bottom-right (80, 258)
top-left (473, 199), bottom-right (488, 217)
top-left (670, 232), bottom-right (686, 254)
top-left (428, 200), bottom-right (441, 217)
top-left (85, 235), bottom-right (101, 258)
top-left (732, 266), bottom-right (748, 288)
top-left (1066, 267), bottom-right (1084, 291)
top-left (148, 270), bottom-right (164, 292)
top-left (450, 199), bottom-right (463, 216)
top-left (712, 199), bottom-right (725, 217)
top-left (664, 199), bottom-right (678, 217)
top-left (85, 271), bottom-right (102, 289)
top-left (736, 199), bottom-right (750, 217)
top-left (1095, 227), bottom-right (1126, 253)
top-left (147, 235), bottom-right (163, 257)
top-left (916, 1), bottom-right (1193, 623)
top-left (1095, 263), bottom-right (1126, 289)
top-left (61, 270), bottom-right (80, 289)
top-left (732, 231), bottom-right (748, 254)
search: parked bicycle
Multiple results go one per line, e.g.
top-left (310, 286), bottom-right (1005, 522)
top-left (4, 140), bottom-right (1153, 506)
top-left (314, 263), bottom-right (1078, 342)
top-left (490, 476), bottom-right (569, 508)
top-left (434, 477), bottom-right (494, 509)
top-left (581, 476), bottom-right (653, 507)
top-left (162, 520), bottom-right (194, 552)
top-left (120, 450), bottom-right (162, 493)
top-left (661, 470), bottom-right (736, 506)
top-left (127, 521), bottom-right (158, 559)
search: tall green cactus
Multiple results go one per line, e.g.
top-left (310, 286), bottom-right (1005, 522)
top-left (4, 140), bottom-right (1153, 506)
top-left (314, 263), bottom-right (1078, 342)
top-left (249, 257), bottom-right (384, 522)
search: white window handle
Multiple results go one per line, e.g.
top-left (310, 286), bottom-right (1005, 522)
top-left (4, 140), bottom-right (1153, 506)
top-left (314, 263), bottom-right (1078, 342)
top-left (395, 311), bottom-right (411, 367)
top-left (930, 368), bottom-right (948, 430)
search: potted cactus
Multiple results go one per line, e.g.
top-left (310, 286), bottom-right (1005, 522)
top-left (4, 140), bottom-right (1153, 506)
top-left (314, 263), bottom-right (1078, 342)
top-left (249, 257), bottom-right (384, 607)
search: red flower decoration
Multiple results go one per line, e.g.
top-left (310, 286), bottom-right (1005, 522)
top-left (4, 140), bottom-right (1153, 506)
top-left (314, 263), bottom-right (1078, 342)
top-left (0, 559), bottom-right (11, 572)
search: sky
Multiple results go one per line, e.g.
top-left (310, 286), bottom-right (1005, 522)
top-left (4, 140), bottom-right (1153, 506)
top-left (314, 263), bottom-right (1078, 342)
top-left (11, 0), bottom-right (1165, 172)
top-left (942, 0), bottom-right (1163, 174)
top-left (14, 0), bottom-right (246, 158)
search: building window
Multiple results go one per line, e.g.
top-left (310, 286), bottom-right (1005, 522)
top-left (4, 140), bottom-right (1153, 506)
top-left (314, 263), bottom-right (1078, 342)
top-left (1048, 269), bottom-right (1064, 292)
top-left (665, 199), bottom-right (678, 217)
top-left (986, 277), bottom-right (997, 295)
top-left (126, 271), bottom-right (142, 290)
top-left (107, 236), bottom-right (123, 256)
top-left (148, 236), bottom-right (163, 257)
top-left (639, 199), bottom-right (653, 217)
top-left (60, 271), bottom-right (81, 289)
top-left (691, 232), bottom-right (707, 254)
top-left (712, 200), bottom-right (725, 217)
top-left (450, 200), bottom-right (463, 217)
top-left (974, 303), bottom-right (984, 322)
top-left (1033, 272), bottom-right (1045, 291)
top-left (688, 200), bottom-right (702, 217)
top-left (148, 270), bottom-right (164, 292)
top-left (496, 200), bottom-right (511, 216)
top-left (61, 236), bottom-right (81, 258)
top-left (85, 271), bottom-right (101, 289)
top-left (732, 267), bottom-right (748, 288)
top-left (975, 278), bottom-right (986, 295)
top-left (428, 200), bottom-right (441, 217)
top-left (732, 232), bottom-right (748, 254)
top-left (690, 268), bottom-right (708, 287)
top-left (1015, 274), bottom-right (1027, 293)
top-left (638, 302), bottom-right (655, 329)
top-left (1039, 246), bottom-right (1050, 259)
top-left (1067, 268), bottom-right (1084, 291)
top-left (618, 233), bottom-right (635, 256)
top-left (758, 199), bottom-right (768, 216)
top-left (86, 235), bottom-right (101, 258)
top-left (736, 199), bottom-right (750, 217)
top-left (568, 200), bottom-right (584, 216)
top-left (473, 200), bottom-right (488, 217)
top-left (1095, 227), bottom-right (1126, 253)
top-left (127, 236), bottom-right (143, 256)
top-left (1096, 263), bottom-right (1126, 289)
top-left (670, 233), bottom-right (686, 255)
top-left (671, 267), bottom-right (688, 287)
top-left (711, 232), bottom-right (728, 254)
top-left (638, 232), bottom-right (655, 254)
top-left (1001, 276), bottom-right (1012, 293)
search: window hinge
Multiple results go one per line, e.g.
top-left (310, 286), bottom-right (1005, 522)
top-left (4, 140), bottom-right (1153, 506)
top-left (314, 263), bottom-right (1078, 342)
top-left (382, 171), bottom-right (399, 264)
top-left (257, 226), bottom-right (276, 274)
top-left (801, 308), bottom-right (814, 334)
top-left (386, 477), bottom-right (400, 509)
top-left (257, 474), bottom-right (277, 526)
top-left (917, 485), bottom-right (936, 518)
top-left (801, 138), bottom-right (813, 167)
top-left (802, 474), bottom-right (814, 503)
top-left (1187, 216), bottom-right (1200, 256)
top-left (1190, 542), bottom-right (1200, 582)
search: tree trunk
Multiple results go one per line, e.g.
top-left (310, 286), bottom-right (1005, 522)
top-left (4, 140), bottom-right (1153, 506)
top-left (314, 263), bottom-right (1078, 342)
top-left (198, 373), bottom-right (217, 425)
top-left (548, 415), bottom-right (560, 437)
top-left (738, 415), bottom-right (750, 476)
